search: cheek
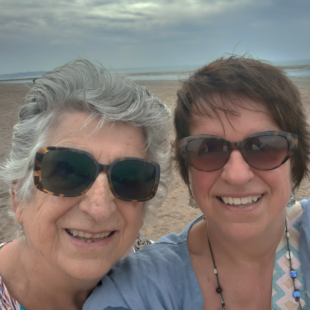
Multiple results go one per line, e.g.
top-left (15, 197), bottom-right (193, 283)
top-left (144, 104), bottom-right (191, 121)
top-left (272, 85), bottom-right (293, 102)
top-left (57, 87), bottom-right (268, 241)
top-left (258, 162), bottom-right (292, 211)
top-left (120, 201), bottom-right (144, 231)
top-left (23, 193), bottom-right (78, 232)
top-left (190, 168), bottom-right (218, 195)
top-left (266, 162), bottom-right (292, 192)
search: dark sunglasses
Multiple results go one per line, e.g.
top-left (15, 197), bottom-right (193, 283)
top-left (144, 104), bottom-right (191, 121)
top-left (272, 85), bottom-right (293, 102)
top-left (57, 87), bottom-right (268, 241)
top-left (34, 147), bottom-right (160, 201)
top-left (179, 131), bottom-right (298, 172)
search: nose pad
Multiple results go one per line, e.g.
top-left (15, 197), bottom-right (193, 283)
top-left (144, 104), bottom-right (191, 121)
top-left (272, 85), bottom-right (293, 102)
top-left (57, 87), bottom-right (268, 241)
top-left (79, 172), bottom-right (116, 220)
top-left (221, 150), bottom-right (254, 185)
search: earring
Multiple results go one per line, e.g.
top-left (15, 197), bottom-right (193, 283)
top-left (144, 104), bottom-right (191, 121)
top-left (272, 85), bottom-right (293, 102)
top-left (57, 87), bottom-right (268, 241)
top-left (189, 196), bottom-right (198, 209)
top-left (287, 194), bottom-right (296, 208)
top-left (19, 225), bottom-right (26, 241)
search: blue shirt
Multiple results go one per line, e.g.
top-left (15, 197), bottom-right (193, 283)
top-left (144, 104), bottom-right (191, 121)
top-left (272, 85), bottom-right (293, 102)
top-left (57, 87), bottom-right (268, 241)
top-left (84, 201), bottom-right (310, 310)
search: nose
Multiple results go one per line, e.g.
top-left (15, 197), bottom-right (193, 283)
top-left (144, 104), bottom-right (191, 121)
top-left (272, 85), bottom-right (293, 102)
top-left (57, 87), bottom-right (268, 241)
top-left (79, 172), bottom-right (117, 221)
top-left (221, 150), bottom-right (254, 185)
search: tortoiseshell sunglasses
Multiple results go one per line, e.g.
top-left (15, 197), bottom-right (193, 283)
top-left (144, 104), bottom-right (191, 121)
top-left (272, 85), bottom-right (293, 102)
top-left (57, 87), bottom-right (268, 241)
top-left (179, 131), bottom-right (298, 172)
top-left (34, 147), bottom-right (160, 202)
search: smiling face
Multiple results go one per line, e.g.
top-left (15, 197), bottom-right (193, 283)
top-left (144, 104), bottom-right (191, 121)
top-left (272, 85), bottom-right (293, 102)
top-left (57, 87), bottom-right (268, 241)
top-left (189, 95), bottom-right (291, 241)
top-left (13, 112), bottom-right (146, 281)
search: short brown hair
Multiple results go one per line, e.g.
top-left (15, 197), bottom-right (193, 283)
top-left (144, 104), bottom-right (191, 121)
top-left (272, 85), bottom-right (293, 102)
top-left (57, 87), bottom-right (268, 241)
top-left (174, 56), bottom-right (310, 192)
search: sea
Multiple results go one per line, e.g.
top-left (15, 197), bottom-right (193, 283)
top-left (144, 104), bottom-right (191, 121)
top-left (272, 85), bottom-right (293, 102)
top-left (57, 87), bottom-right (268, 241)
top-left (1, 64), bottom-right (310, 83)
top-left (120, 64), bottom-right (310, 81)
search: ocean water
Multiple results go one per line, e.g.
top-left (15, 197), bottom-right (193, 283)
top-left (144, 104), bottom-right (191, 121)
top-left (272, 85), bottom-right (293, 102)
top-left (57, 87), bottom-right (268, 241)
top-left (123, 64), bottom-right (310, 81)
top-left (119, 66), bottom-right (196, 81)
top-left (284, 65), bottom-right (310, 78)
top-left (1, 64), bottom-right (310, 83)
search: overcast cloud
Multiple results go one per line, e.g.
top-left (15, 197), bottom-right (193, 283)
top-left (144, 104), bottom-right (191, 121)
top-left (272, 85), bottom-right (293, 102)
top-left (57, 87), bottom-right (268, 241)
top-left (0, 0), bottom-right (309, 74)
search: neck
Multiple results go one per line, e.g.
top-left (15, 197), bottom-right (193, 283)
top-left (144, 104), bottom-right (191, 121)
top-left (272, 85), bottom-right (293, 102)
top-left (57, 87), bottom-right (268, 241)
top-left (9, 240), bottom-right (100, 309)
top-left (206, 211), bottom-right (286, 268)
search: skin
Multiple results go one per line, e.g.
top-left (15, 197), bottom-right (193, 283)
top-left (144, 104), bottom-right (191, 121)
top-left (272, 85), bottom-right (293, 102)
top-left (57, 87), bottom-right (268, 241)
top-left (0, 112), bottom-right (146, 310)
top-left (187, 95), bottom-right (292, 310)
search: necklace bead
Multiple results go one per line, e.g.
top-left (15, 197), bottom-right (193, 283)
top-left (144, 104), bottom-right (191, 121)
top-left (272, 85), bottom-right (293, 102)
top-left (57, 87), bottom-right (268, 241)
top-left (216, 286), bottom-right (223, 294)
top-left (293, 290), bottom-right (301, 301)
top-left (290, 270), bottom-right (297, 278)
top-left (286, 250), bottom-right (294, 259)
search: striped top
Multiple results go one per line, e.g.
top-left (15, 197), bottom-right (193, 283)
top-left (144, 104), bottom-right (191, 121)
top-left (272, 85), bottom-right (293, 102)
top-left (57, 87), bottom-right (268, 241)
top-left (0, 241), bottom-right (21, 310)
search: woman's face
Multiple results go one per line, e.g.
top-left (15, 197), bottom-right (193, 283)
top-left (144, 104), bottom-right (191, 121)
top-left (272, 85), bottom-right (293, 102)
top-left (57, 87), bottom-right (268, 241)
top-left (189, 95), bottom-right (291, 241)
top-left (14, 112), bottom-right (146, 281)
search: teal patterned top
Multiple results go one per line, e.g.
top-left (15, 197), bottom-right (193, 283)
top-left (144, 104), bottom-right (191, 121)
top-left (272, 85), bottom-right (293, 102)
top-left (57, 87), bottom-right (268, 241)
top-left (272, 201), bottom-right (310, 309)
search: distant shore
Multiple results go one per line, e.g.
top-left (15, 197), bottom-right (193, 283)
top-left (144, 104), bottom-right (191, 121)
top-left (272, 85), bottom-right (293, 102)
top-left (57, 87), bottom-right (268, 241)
top-left (1, 63), bottom-right (310, 83)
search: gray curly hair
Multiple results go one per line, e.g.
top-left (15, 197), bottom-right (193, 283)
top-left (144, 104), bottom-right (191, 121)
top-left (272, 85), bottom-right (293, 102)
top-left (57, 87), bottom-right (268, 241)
top-left (0, 59), bottom-right (172, 217)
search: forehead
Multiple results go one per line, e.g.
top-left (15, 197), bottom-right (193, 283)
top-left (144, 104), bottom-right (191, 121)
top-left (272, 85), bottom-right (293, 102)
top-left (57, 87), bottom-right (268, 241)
top-left (46, 112), bottom-right (147, 159)
top-left (190, 94), bottom-right (280, 139)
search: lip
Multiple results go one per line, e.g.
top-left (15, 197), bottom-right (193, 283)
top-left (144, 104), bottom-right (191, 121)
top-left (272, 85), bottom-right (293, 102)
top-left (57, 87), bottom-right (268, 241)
top-left (65, 229), bottom-right (117, 249)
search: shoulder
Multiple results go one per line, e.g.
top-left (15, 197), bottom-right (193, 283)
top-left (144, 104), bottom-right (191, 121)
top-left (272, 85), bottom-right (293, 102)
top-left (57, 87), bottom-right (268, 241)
top-left (84, 217), bottom-right (204, 310)
top-left (0, 274), bottom-right (20, 309)
top-left (110, 218), bottom-right (198, 284)
top-left (121, 215), bottom-right (204, 274)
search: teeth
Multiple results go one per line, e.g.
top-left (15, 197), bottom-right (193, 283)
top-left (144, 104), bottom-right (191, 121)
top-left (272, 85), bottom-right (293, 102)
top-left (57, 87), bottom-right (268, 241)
top-left (72, 230), bottom-right (79, 237)
top-left (252, 196), bottom-right (260, 202)
top-left (100, 232), bottom-right (111, 238)
top-left (67, 229), bottom-right (112, 240)
top-left (221, 195), bottom-right (262, 206)
top-left (234, 198), bottom-right (241, 205)
top-left (241, 197), bottom-right (248, 204)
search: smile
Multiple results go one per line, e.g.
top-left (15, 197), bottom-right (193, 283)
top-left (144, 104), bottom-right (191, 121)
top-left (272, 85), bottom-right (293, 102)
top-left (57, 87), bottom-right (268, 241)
top-left (65, 229), bottom-right (114, 243)
top-left (220, 195), bottom-right (262, 208)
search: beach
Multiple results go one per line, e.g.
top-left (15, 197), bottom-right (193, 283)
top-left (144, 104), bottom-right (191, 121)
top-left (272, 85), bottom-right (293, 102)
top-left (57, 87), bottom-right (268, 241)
top-left (1, 77), bottom-right (310, 242)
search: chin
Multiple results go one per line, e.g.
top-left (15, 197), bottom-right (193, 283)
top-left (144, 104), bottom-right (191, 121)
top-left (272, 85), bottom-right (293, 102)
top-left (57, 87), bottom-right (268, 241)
top-left (63, 260), bottom-right (114, 281)
top-left (222, 222), bottom-right (264, 242)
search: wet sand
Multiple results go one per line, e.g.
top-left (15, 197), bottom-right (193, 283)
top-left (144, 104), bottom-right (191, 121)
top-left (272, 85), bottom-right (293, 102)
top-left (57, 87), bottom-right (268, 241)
top-left (1, 78), bottom-right (310, 242)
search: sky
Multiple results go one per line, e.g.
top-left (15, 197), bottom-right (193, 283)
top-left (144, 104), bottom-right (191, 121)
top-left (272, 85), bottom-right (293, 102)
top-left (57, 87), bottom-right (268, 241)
top-left (0, 0), bottom-right (309, 74)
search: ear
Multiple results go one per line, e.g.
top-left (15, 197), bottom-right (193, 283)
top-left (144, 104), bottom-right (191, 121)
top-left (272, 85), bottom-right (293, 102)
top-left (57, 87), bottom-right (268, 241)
top-left (11, 183), bottom-right (24, 224)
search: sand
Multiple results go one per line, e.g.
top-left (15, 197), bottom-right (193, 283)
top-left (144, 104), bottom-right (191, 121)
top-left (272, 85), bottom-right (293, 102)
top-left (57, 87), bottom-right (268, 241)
top-left (1, 78), bottom-right (310, 242)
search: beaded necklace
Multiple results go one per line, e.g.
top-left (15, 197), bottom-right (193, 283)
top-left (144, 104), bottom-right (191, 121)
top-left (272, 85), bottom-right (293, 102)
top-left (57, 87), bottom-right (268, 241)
top-left (207, 221), bottom-right (302, 310)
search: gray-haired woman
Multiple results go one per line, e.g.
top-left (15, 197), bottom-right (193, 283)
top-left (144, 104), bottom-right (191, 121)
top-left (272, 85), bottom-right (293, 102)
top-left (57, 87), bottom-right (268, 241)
top-left (0, 59), bottom-right (171, 309)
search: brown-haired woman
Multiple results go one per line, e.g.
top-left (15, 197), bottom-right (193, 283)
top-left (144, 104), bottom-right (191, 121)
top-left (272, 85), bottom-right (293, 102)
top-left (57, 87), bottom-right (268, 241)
top-left (84, 57), bottom-right (310, 310)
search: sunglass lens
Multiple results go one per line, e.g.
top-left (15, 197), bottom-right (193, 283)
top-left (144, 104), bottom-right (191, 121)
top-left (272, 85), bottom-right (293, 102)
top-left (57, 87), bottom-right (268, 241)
top-left (187, 138), bottom-right (230, 171)
top-left (244, 135), bottom-right (288, 169)
top-left (41, 150), bottom-right (96, 196)
top-left (111, 160), bottom-right (156, 200)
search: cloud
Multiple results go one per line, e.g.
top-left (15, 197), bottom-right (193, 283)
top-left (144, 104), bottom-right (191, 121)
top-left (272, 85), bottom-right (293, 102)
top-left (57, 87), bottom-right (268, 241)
top-left (0, 0), bottom-right (309, 73)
